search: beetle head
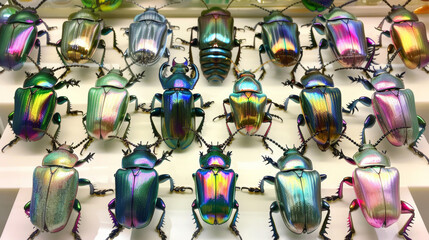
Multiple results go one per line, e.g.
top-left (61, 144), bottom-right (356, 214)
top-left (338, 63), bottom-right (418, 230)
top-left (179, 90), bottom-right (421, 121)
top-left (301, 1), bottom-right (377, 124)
top-left (122, 144), bottom-right (158, 169)
top-left (277, 147), bottom-right (313, 171)
top-left (233, 71), bottom-right (262, 93)
top-left (159, 58), bottom-right (198, 90)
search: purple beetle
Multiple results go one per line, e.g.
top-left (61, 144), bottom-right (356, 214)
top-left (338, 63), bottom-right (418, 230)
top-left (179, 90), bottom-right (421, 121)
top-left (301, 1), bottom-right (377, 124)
top-left (328, 115), bottom-right (415, 240)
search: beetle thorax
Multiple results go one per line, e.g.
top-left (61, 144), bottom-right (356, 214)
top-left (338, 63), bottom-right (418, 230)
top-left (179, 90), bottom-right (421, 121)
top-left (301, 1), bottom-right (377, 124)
top-left (23, 68), bottom-right (57, 88)
top-left (42, 145), bottom-right (79, 168)
top-left (264, 11), bottom-right (292, 23)
top-left (201, 7), bottom-right (231, 17)
top-left (134, 8), bottom-right (166, 23)
top-left (122, 146), bottom-right (157, 169)
top-left (199, 147), bottom-right (231, 169)
top-left (95, 70), bottom-right (128, 88)
top-left (387, 6), bottom-right (418, 23)
top-left (8, 8), bottom-right (39, 24)
top-left (233, 74), bottom-right (262, 93)
top-left (301, 71), bottom-right (334, 88)
top-left (277, 149), bottom-right (313, 171)
top-left (324, 7), bottom-right (356, 21)
top-left (68, 8), bottom-right (101, 21)
top-left (353, 144), bottom-right (391, 168)
top-left (371, 72), bottom-right (404, 91)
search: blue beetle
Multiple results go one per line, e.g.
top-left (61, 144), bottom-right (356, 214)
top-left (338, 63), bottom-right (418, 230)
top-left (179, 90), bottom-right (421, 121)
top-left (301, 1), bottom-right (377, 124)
top-left (2, 63), bottom-right (86, 152)
top-left (150, 58), bottom-right (213, 150)
top-left (24, 134), bottom-right (113, 239)
top-left (191, 130), bottom-right (242, 240)
top-left (242, 133), bottom-right (330, 240)
top-left (106, 137), bottom-right (192, 239)
top-left (123, 2), bottom-right (184, 66)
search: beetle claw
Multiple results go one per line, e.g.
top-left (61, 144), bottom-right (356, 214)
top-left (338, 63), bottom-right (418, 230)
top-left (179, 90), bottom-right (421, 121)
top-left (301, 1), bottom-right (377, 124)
top-left (173, 186), bottom-right (193, 193)
top-left (92, 188), bottom-right (114, 195)
top-left (241, 187), bottom-right (262, 193)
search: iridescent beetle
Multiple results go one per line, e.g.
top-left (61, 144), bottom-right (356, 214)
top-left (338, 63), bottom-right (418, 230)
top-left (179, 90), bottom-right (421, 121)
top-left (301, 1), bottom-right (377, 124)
top-left (243, 3), bottom-right (303, 82)
top-left (0, 2), bottom-right (20, 28)
top-left (2, 61), bottom-right (85, 152)
top-left (55, 7), bottom-right (122, 77)
top-left (80, 59), bottom-right (145, 154)
top-left (150, 58), bottom-right (213, 150)
top-left (327, 115), bottom-right (415, 240)
top-left (242, 134), bottom-right (331, 240)
top-left (81, 0), bottom-right (122, 12)
top-left (0, 0), bottom-right (55, 72)
top-left (123, 1), bottom-right (184, 66)
top-left (25, 133), bottom-right (113, 240)
top-left (191, 130), bottom-right (242, 240)
top-left (177, 0), bottom-right (242, 83)
top-left (304, 0), bottom-right (376, 70)
top-left (213, 60), bottom-right (283, 150)
top-left (342, 50), bottom-right (428, 162)
top-left (106, 137), bottom-right (192, 240)
top-left (376, 0), bottom-right (429, 73)
top-left (301, 0), bottom-right (333, 12)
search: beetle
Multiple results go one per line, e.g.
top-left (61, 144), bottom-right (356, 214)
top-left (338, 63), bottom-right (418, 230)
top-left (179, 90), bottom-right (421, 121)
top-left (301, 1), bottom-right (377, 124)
top-left (304, 0), bottom-right (376, 70)
top-left (122, 2), bottom-right (184, 66)
top-left (150, 58), bottom-right (213, 150)
top-left (81, 0), bottom-right (122, 12)
top-left (177, 0), bottom-right (242, 84)
top-left (24, 135), bottom-right (113, 240)
top-left (191, 130), bottom-right (242, 240)
top-left (2, 63), bottom-right (85, 152)
top-left (242, 3), bottom-right (303, 82)
top-left (213, 61), bottom-right (282, 150)
top-left (0, 2), bottom-right (20, 28)
top-left (0, 0), bottom-right (55, 73)
top-left (327, 115), bottom-right (415, 240)
top-left (241, 134), bottom-right (331, 240)
top-left (55, 7), bottom-right (123, 77)
top-left (342, 50), bottom-right (428, 162)
top-left (301, 0), bottom-right (334, 12)
top-left (376, 0), bottom-right (429, 73)
top-left (80, 60), bottom-right (145, 154)
top-left (106, 137), bottom-right (192, 240)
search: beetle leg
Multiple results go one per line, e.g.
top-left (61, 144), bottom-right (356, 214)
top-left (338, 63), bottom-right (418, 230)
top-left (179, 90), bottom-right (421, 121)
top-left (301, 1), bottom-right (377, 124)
top-left (159, 174), bottom-right (193, 193)
top-left (24, 201), bottom-right (31, 217)
top-left (287, 47), bottom-right (303, 85)
top-left (78, 178), bottom-right (114, 196)
top-left (399, 201), bottom-right (415, 240)
top-left (409, 116), bottom-right (429, 163)
top-left (97, 39), bottom-right (107, 76)
top-left (342, 97), bottom-right (372, 114)
top-left (273, 94), bottom-right (300, 111)
top-left (55, 40), bottom-right (71, 79)
top-left (107, 198), bottom-right (123, 239)
top-left (325, 177), bottom-right (353, 201)
top-left (34, 38), bottom-right (42, 65)
top-left (319, 200), bottom-right (331, 240)
top-left (345, 199), bottom-right (359, 240)
top-left (121, 113), bottom-right (132, 144)
top-left (265, 100), bottom-right (283, 122)
top-left (268, 201), bottom-right (280, 240)
top-left (242, 31), bottom-right (261, 49)
top-left (375, 30), bottom-right (390, 48)
top-left (37, 30), bottom-right (55, 46)
top-left (71, 199), bottom-right (82, 240)
top-left (297, 114), bottom-right (306, 146)
top-left (51, 112), bottom-right (61, 148)
top-left (193, 93), bottom-right (213, 109)
top-left (364, 37), bottom-right (378, 70)
top-left (318, 39), bottom-right (329, 73)
top-left (242, 175), bottom-right (275, 193)
top-left (79, 137), bottom-right (94, 156)
top-left (57, 96), bottom-right (83, 115)
top-left (191, 199), bottom-right (203, 240)
top-left (154, 198), bottom-right (167, 240)
top-left (150, 108), bottom-right (163, 140)
top-left (167, 25), bottom-right (185, 51)
top-left (229, 200), bottom-right (242, 240)
top-left (1, 136), bottom-right (20, 152)
top-left (54, 78), bottom-right (80, 89)
top-left (28, 229), bottom-right (40, 240)
top-left (422, 65), bottom-right (429, 74)
top-left (76, 152), bottom-right (95, 166)
top-left (101, 26), bottom-right (123, 55)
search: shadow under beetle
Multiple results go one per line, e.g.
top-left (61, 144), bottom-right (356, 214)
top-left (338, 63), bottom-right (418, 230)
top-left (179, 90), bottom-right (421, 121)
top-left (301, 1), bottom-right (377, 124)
top-left (106, 137), bottom-right (192, 240)
top-left (0, 0), bottom-right (55, 73)
top-left (2, 62), bottom-right (86, 152)
top-left (342, 50), bottom-right (428, 162)
top-left (123, 1), bottom-right (184, 66)
top-left (177, 0), bottom-right (243, 84)
top-left (242, 133), bottom-right (331, 240)
top-left (25, 133), bottom-right (113, 240)
top-left (150, 58), bottom-right (213, 150)
top-left (327, 115), bottom-right (415, 240)
top-left (376, 0), bottom-right (429, 73)
top-left (213, 60), bottom-right (283, 151)
top-left (191, 130), bottom-right (242, 240)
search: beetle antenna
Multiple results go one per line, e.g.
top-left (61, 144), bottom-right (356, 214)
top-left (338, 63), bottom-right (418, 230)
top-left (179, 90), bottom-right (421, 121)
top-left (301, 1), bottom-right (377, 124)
top-left (225, 0), bottom-right (235, 10)
top-left (200, 0), bottom-right (209, 9)
top-left (34, 0), bottom-right (48, 9)
top-left (87, 58), bottom-right (111, 72)
top-left (402, 0), bottom-right (411, 7)
top-left (339, 133), bottom-right (361, 147)
top-left (71, 137), bottom-right (90, 149)
top-left (297, 132), bottom-right (320, 152)
top-left (108, 136), bottom-right (138, 148)
top-left (253, 134), bottom-right (287, 152)
top-left (157, 1), bottom-right (181, 10)
top-left (8, 0), bottom-right (24, 9)
top-left (52, 65), bottom-right (89, 72)
top-left (385, 47), bottom-right (401, 72)
top-left (33, 128), bottom-right (62, 146)
top-left (226, 57), bottom-right (242, 79)
top-left (381, 0), bottom-right (393, 8)
top-left (119, 60), bottom-right (138, 73)
top-left (335, 66), bottom-right (376, 73)
top-left (221, 128), bottom-right (243, 150)
top-left (127, 0), bottom-right (146, 9)
top-left (280, 1), bottom-right (301, 12)
top-left (252, 59), bottom-right (276, 74)
top-left (250, 3), bottom-right (272, 13)
top-left (338, 0), bottom-right (357, 9)
top-left (374, 127), bottom-right (406, 147)
top-left (148, 137), bottom-right (163, 149)
top-left (27, 56), bottom-right (41, 71)
top-left (195, 132), bottom-right (211, 148)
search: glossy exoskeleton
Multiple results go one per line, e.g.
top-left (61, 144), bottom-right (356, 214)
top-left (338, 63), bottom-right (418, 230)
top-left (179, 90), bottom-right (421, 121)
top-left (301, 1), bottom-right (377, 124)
top-left (81, 0), bottom-right (122, 12)
top-left (0, 2), bottom-right (20, 28)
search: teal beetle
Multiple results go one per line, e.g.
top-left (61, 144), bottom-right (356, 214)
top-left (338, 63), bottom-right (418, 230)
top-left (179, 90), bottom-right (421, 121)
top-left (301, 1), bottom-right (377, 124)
top-left (24, 136), bottom-right (113, 240)
top-left (242, 134), bottom-right (331, 240)
top-left (80, 61), bottom-right (144, 154)
top-left (150, 58), bottom-right (213, 150)
top-left (0, 3), bottom-right (20, 28)
top-left (191, 130), bottom-right (242, 240)
top-left (2, 63), bottom-right (85, 152)
top-left (106, 138), bottom-right (192, 239)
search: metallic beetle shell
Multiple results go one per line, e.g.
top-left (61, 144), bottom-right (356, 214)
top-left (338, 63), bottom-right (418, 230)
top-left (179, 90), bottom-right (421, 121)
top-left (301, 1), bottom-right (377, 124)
top-left (199, 147), bottom-right (231, 169)
top-left (60, 13), bottom-right (103, 63)
top-left (85, 86), bottom-right (129, 140)
top-left (42, 147), bottom-right (79, 168)
top-left (0, 19), bottom-right (37, 70)
top-left (13, 87), bottom-right (56, 141)
top-left (194, 168), bottom-right (237, 225)
top-left (300, 86), bottom-right (342, 151)
top-left (301, 71), bottom-right (334, 88)
top-left (371, 72), bottom-right (404, 91)
top-left (115, 168), bottom-right (158, 229)
top-left (278, 149), bottom-right (313, 171)
top-left (261, 19), bottom-right (300, 67)
top-left (390, 21), bottom-right (429, 69)
top-left (387, 7), bottom-right (419, 23)
top-left (30, 166), bottom-right (79, 232)
top-left (23, 69), bottom-right (57, 88)
top-left (128, 20), bottom-right (168, 66)
top-left (372, 89), bottom-right (419, 146)
top-left (353, 144), bottom-right (390, 167)
top-left (159, 62), bottom-right (199, 90)
top-left (276, 170), bottom-right (322, 234)
top-left (0, 5), bottom-right (20, 27)
top-left (229, 92), bottom-right (267, 135)
top-left (353, 167), bottom-right (400, 228)
top-left (326, 18), bottom-right (367, 67)
top-left (324, 8), bottom-right (356, 21)
top-left (198, 8), bottom-right (234, 83)
top-left (160, 89), bottom-right (196, 149)
top-left (301, 0), bottom-right (333, 12)
top-left (81, 0), bottom-right (122, 12)
top-left (122, 147), bottom-right (157, 169)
